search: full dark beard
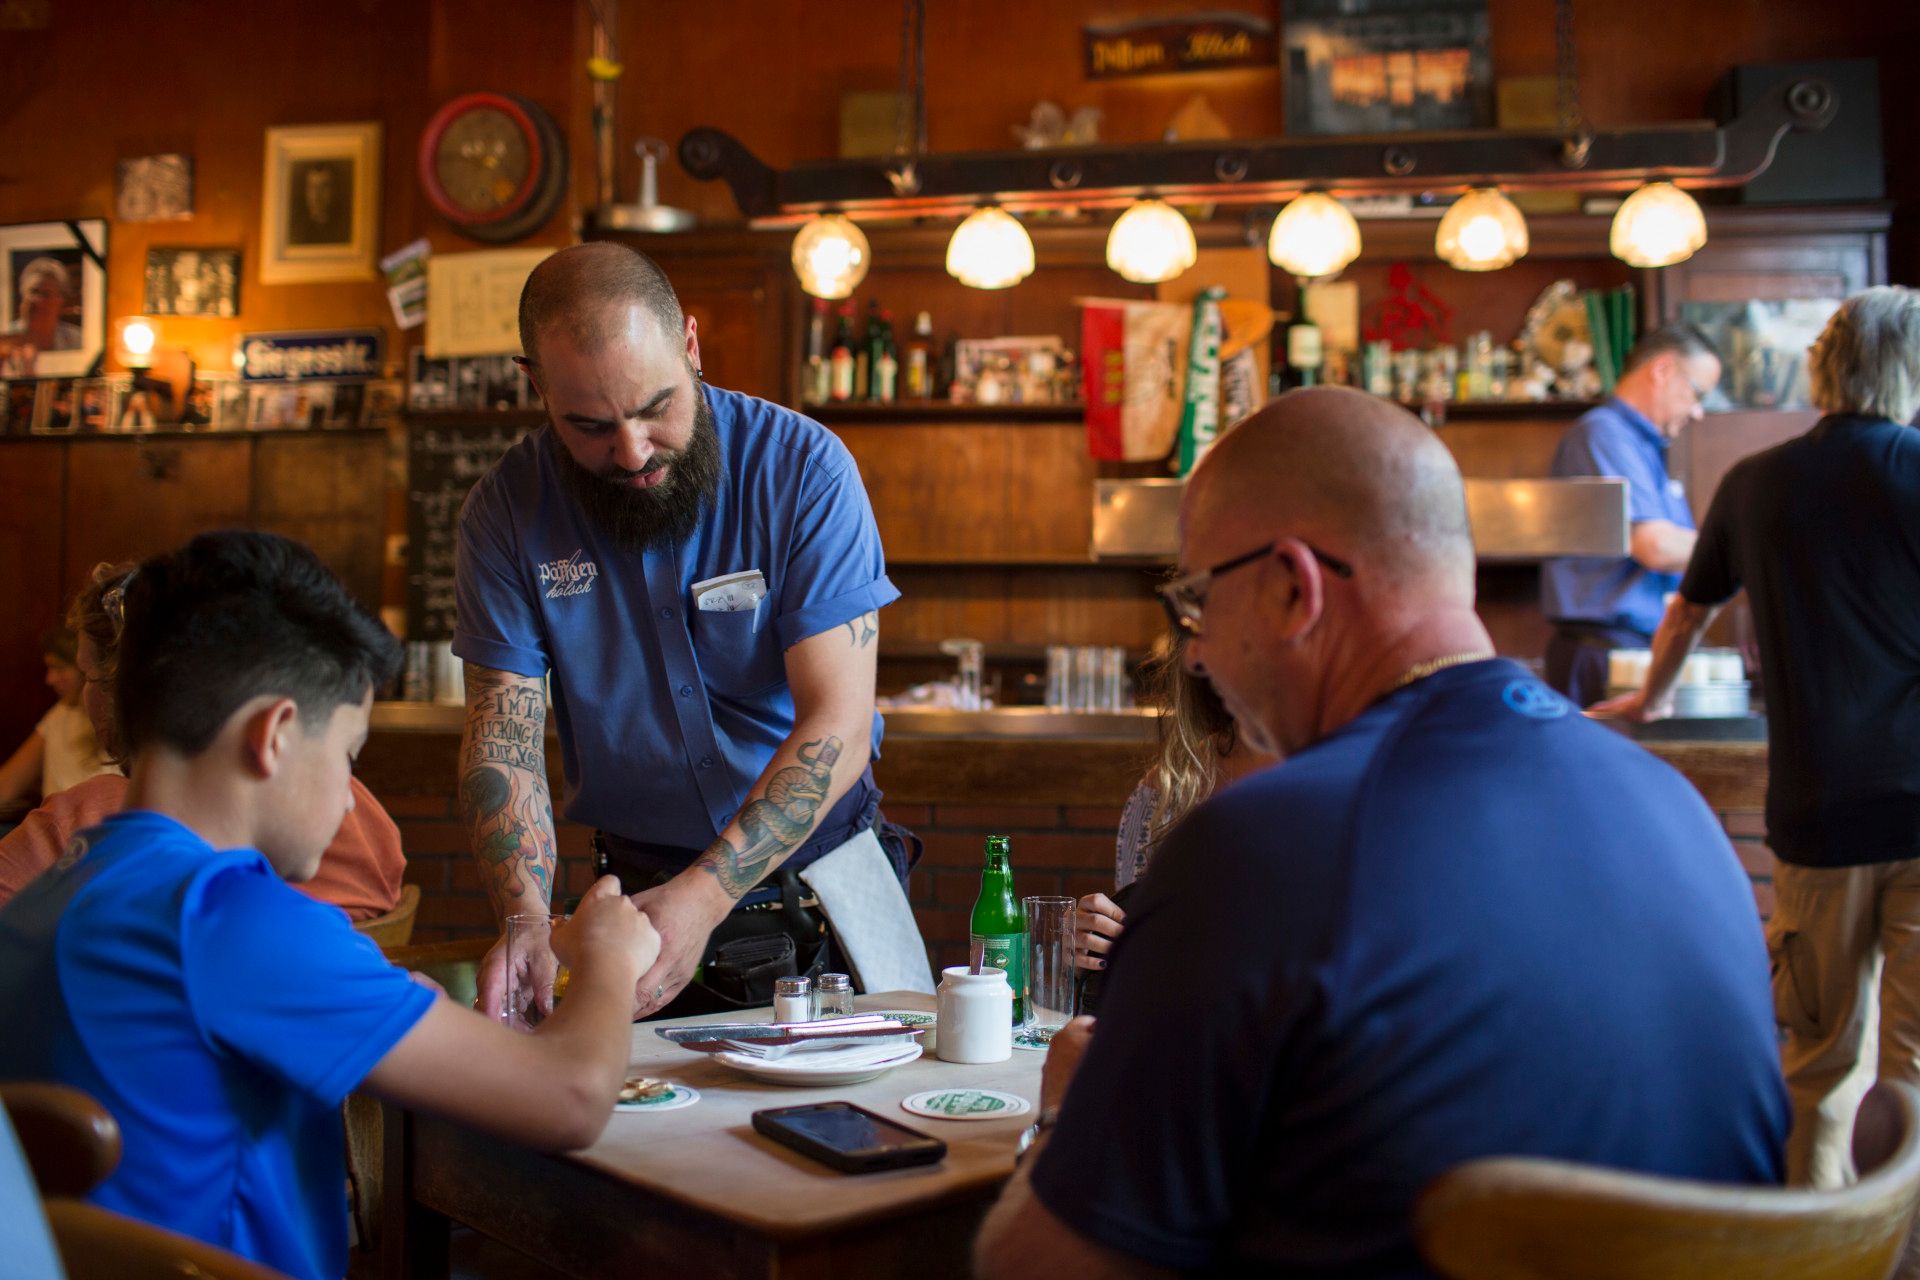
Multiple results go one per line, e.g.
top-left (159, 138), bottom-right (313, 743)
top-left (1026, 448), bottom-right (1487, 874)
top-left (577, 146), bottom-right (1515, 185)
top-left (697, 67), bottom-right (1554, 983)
top-left (551, 385), bottom-right (723, 553)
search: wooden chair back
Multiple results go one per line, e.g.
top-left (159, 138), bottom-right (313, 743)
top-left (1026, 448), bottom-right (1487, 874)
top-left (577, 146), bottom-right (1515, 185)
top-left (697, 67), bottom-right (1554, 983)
top-left (0, 1082), bottom-right (121, 1198)
top-left (1415, 1081), bottom-right (1920, 1280)
top-left (352, 883), bottom-right (420, 951)
top-left (43, 1197), bottom-right (294, 1279)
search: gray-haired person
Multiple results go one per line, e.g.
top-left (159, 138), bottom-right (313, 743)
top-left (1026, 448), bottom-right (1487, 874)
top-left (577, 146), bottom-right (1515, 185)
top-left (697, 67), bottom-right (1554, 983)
top-left (1598, 286), bottom-right (1920, 1187)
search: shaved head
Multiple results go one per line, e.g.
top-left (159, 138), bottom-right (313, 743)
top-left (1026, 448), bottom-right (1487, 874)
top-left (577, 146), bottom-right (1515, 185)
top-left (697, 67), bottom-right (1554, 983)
top-left (518, 242), bottom-right (685, 366)
top-left (1188, 387), bottom-right (1475, 602)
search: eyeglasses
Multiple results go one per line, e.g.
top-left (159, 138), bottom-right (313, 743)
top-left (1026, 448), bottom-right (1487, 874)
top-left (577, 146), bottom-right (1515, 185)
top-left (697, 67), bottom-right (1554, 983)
top-left (1157, 539), bottom-right (1354, 637)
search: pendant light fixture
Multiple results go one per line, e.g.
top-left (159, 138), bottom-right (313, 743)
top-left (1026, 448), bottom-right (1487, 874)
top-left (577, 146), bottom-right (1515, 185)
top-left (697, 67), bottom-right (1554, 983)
top-left (790, 213), bottom-right (871, 299)
top-left (1609, 181), bottom-right (1709, 267)
top-left (1435, 188), bottom-right (1530, 271)
top-left (1105, 198), bottom-right (1198, 284)
top-left (946, 206), bottom-right (1034, 289)
top-left (1266, 192), bottom-right (1363, 279)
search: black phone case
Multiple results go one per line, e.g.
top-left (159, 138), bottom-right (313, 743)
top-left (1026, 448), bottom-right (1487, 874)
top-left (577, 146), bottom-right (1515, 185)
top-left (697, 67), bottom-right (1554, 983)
top-left (752, 1104), bottom-right (947, 1174)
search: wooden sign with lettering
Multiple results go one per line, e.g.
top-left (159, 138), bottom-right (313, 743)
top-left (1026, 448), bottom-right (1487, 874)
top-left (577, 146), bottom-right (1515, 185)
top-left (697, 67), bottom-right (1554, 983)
top-left (1083, 13), bottom-right (1275, 80)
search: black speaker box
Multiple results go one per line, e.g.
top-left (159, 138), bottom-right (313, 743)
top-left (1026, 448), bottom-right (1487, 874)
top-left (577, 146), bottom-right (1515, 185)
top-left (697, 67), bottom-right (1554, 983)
top-left (1712, 59), bottom-right (1884, 204)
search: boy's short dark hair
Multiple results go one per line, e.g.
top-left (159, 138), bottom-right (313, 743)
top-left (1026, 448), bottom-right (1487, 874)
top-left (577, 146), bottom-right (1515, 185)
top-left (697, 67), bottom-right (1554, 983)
top-left (115, 530), bottom-right (401, 756)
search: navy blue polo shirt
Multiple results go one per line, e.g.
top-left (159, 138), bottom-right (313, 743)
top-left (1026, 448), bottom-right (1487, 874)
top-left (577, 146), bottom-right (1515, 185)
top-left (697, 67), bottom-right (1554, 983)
top-left (1541, 398), bottom-right (1695, 635)
top-left (1030, 660), bottom-right (1786, 1277)
top-left (454, 385), bottom-right (899, 855)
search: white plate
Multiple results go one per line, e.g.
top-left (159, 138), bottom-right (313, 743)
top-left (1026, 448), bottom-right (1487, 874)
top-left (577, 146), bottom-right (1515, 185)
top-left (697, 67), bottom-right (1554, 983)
top-left (714, 1043), bottom-right (923, 1087)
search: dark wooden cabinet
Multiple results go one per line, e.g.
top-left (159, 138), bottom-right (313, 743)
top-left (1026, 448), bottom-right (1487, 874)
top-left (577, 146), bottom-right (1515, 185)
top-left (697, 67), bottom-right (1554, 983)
top-left (0, 430), bottom-right (387, 749)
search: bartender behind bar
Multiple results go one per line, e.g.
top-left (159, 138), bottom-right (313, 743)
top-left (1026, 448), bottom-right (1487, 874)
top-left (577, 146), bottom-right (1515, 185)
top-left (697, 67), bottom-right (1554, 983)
top-left (1541, 325), bottom-right (1722, 706)
top-left (455, 243), bottom-right (930, 1024)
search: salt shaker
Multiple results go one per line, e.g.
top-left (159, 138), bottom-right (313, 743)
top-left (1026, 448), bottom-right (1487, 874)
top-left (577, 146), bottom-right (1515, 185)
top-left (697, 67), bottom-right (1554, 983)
top-left (936, 965), bottom-right (1013, 1063)
top-left (814, 973), bottom-right (854, 1020)
top-left (774, 976), bottom-right (812, 1024)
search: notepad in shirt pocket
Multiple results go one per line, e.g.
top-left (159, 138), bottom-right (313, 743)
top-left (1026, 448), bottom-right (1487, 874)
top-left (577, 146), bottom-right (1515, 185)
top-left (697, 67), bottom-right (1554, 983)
top-left (692, 569), bottom-right (767, 613)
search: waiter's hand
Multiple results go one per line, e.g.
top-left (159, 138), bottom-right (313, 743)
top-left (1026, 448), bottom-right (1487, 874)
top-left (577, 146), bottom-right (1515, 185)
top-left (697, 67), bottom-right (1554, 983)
top-left (1588, 688), bottom-right (1670, 723)
top-left (474, 928), bottom-right (558, 1027)
top-left (627, 874), bottom-right (732, 1017)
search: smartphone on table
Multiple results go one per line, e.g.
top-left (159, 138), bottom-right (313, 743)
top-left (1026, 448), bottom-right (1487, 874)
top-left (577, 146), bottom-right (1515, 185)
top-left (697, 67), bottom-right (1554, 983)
top-left (752, 1102), bottom-right (947, 1174)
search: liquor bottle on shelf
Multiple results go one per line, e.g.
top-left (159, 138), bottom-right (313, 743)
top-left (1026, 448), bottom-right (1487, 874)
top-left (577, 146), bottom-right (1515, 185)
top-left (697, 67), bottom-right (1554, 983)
top-left (1284, 281), bottom-right (1323, 390)
top-left (938, 333), bottom-right (960, 402)
top-left (855, 299), bottom-right (881, 401)
top-left (969, 835), bottom-right (1026, 1025)
top-left (801, 299), bottom-right (829, 407)
top-left (872, 308), bottom-right (899, 404)
top-left (904, 311), bottom-right (933, 399)
top-left (829, 303), bottom-right (855, 402)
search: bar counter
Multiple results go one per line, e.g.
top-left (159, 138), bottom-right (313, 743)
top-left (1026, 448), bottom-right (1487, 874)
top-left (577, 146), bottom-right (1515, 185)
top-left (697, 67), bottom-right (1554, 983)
top-left (358, 703), bottom-right (1774, 965)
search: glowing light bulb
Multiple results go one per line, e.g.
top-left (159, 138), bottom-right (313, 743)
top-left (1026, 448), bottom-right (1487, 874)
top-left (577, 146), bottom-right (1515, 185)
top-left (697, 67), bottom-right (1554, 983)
top-left (790, 214), bottom-right (871, 299)
top-left (1105, 199), bottom-right (1198, 284)
top-left (946, 207), bottom-right (1035, 289)
top-left (1610, 182), bottom-right (1708, 268)
top-left (1266, 192), bottom-right (1363, 279)
top-left (1435, 188), bottom-right (1529, 271)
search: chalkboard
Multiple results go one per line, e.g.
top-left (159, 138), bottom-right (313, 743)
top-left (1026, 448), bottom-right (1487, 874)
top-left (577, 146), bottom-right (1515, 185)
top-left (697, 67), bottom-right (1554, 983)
top-left (405, 414), bottom-right (538, 640)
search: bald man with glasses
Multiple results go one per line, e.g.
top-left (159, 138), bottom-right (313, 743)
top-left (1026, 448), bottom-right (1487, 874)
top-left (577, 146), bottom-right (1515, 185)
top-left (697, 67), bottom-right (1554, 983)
top-left (975, 387), bottom-right (1785, 1280)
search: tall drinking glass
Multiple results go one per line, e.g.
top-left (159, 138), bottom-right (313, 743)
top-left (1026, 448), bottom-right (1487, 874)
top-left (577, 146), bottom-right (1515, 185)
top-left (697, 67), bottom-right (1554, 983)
top-left (1045, 646), bottom-right (1072, 711)
top-left (1022, 895), bottom-right (1076, 1045)
top-left (504, 912), bottom-right (567, 1032)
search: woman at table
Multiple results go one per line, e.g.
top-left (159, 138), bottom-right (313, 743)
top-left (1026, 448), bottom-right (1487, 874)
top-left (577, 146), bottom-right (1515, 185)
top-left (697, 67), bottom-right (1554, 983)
top-left (0, 563), bottom-right (408, 921)
top-left (1074, 629), bottom-right (1276, 980)
top-left (0, 626), bottom-right (113, 816)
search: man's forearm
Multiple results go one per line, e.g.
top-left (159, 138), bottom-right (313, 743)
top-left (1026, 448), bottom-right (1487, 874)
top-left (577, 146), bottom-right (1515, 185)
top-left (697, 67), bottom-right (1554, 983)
top-left (460, 666), bottom-right (560, 919)
top-left (692, 718), bottom-right (871, 900)
top-left (1641, 595), bottom-right (1720, 707)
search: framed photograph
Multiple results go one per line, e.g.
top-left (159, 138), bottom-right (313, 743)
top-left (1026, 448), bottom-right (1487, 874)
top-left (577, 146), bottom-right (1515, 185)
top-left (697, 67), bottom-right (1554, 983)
top-left (146, 248), bottom-right (241, 318)
top-left (74, 379), bottom-right (114, 433)
top-left (364, 377), bottom-right (405, 429)
top-left (1283, 0), bottom-right (1493, 136)
top-left (180, 372), bottom-right (233, 428)
top-left (294, 381), bottom-right (334, 430)
top-left (327, 380), bottom-right (366, 429)
top-left (0, 220), bottom-right (107, 379)
top-left (36, 377), bottom-right (77, 433)
top-left (408, 349), bottom-right (453, 408)
top-left (259, 123), bottom-right (382, 284)
top-left (4, 380), bottom-right (39, 435)
top-left (247, 381), bottom-right (299, 429)
top-left (214, 377), bottom-right (249, 429)
top-left (116, 154), bottom-right (194, 222)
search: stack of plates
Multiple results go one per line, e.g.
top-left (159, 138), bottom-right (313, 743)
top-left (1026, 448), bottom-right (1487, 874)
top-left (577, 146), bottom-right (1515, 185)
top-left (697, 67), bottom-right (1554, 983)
top-left (713, 1042), bottom-right (923, 1087)
top-left (1672, 681), bottom-right (1751, 718)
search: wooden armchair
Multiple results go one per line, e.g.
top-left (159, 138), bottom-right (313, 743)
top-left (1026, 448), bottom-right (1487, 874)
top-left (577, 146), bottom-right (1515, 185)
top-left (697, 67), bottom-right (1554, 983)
top-left (0, 1081), bottom-right (121, 1198)
top-left (42, 1198), bottom-right (293, 1279)
top-left (1415, 1080), bottom-right (1920, 1280)
top-left (352, 882), bottom-right (421, 951)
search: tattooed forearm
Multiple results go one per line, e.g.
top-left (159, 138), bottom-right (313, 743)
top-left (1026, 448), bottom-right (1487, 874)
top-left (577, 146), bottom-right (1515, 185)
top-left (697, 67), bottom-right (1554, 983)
top-left (842, 610), bottom-right (878, 648)
top-left (695, 735), bottom-right (843, 899)
top-left (460, 665), bottom-right (558, 917)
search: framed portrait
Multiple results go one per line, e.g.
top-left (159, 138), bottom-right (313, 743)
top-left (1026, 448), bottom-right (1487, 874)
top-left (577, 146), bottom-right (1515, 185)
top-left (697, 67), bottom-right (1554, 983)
top-left (1283, 0), bottom-right (1493, 136)
top-left (259, 123), bottom-right (382, 284)
top-left (116, 154), bottom-right (194, 222)
top-left (146, 248), bottom-right (241, 317)
top-left (4, 380), bottom-right (39, 435)
top-left (214, 377), bottom-right (250, 429)
top-left (36, 377), bottom-right (77, 433)
top-left (0, 220), bottom-right (107, 379)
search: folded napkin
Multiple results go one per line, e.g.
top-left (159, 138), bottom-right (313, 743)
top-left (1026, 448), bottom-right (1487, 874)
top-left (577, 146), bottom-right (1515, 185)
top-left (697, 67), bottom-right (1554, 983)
top-left (720, 1040), bottom-right (919, 1069)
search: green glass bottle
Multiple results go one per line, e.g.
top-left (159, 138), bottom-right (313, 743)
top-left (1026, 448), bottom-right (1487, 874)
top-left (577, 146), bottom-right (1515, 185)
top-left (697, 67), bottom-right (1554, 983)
top-left (969, 834), bottom-right (1026, 1024)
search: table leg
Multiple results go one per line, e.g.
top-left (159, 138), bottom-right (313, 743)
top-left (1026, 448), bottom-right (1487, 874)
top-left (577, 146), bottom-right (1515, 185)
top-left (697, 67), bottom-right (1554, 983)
top-left (377, 1101), bottom-right (451, 1280)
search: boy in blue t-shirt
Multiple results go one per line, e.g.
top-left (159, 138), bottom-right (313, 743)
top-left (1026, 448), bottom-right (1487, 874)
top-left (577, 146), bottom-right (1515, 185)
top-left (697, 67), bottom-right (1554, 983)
top-left (0, 531), bottom-right (660, 1280)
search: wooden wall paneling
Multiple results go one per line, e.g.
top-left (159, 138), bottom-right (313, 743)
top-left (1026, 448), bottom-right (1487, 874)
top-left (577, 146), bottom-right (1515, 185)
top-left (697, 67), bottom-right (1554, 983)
top-left (1649, 214), bottom-right (1886, 320)
top-left (61, 438), bottom-right (253, 591)
top-left (1002, 567), bottom-right (1166, 651)
top-left (660, 253), bottom-right (792, 403)
top-left (1002, 425), bottom-right (1097, 559)
top-left (252, 433), bottom-right (388, 608)
top-left (0, 444), bottom-right (68, 749)
top-left (882, 567), bottom-right (1014, 646)
top-left (1676, 410), bottom-right (1820, 524)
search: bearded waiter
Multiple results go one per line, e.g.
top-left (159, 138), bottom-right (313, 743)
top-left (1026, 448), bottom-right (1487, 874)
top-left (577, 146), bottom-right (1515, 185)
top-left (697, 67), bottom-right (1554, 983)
top-left (455, 242), bottom-right (929, 1020)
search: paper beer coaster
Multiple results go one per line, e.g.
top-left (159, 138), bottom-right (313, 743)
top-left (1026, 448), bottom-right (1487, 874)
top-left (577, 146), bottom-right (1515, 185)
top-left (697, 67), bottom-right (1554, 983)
top-left (869, 1009), bottom-right (936, 1027)
top-left (614, 1083), bottom-right (700, 1113)
top-left (1012, 1030), bottom-right (1054, 1052)
top-left (901, 1089), bottom-right (1031, 1121)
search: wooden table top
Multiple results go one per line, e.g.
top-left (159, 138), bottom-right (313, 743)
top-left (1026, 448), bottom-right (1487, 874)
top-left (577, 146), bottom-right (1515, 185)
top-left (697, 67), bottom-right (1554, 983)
top-left (563, 991), bottom-right (1043, 1240)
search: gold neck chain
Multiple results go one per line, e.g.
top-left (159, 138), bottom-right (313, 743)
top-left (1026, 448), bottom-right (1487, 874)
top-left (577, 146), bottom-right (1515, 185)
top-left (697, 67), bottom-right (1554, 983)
top-left (1389, 650), bottom-right (1496, 692)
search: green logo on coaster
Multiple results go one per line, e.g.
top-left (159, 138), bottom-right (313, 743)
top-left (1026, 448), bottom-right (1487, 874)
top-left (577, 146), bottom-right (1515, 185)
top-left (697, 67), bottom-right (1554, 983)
top-left (924, 1090), bottom-right (1012, 1116)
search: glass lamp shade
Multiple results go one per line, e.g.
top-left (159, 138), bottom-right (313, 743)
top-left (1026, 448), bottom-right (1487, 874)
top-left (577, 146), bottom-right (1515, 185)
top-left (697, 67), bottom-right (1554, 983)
top-left (1266, 193), bottom-right (1362, 279)
top-left (1435, 188), bottom-right (1530, 271)
top-left (1610, 182), bottom-right (1708, 268)
top-left (1105, 199), bottom-right (1198, 284)
top-left (946, 207), bottom-right (1035, 289)
top-left (114, 315), bottom-right (158, 369)
top-left (791, 214), bottom-right (871, 299)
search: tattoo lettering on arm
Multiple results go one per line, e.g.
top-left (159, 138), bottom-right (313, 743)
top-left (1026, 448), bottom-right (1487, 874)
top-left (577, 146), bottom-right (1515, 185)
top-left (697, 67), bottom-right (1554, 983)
top-left (460, 666), bottom-right (558, 914)
top-left (695, 735), bottom-right (843, 899)
top-left (842, 610), bottom-right (878, 649)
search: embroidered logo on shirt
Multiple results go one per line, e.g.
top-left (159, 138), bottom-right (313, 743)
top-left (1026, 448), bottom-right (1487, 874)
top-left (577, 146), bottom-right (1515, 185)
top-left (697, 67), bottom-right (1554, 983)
top-left (537, 549), bottom-right (600, 599)
top-left (1502, 680), bottom-right (1570, 720)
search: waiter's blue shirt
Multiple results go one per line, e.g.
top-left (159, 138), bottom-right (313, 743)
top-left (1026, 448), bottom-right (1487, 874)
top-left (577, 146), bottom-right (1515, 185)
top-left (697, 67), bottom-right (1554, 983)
top-left (1540, 397), bottom-right (1694, 635)
top-left (454, 385), bottom-right (899, 852)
